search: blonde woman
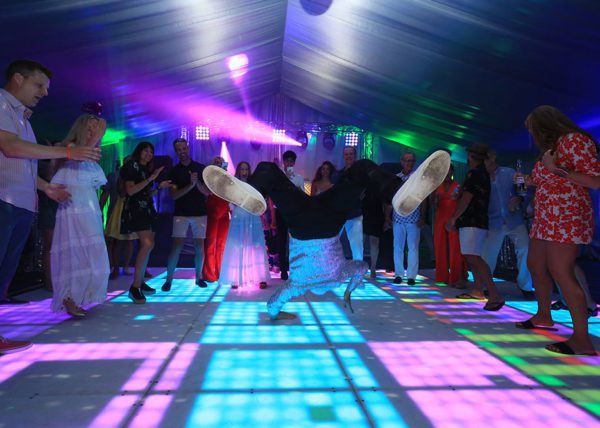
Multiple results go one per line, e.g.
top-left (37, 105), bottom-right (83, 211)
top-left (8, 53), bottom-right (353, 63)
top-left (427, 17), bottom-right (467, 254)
top-left (51, 115), bottom-right (109, 317)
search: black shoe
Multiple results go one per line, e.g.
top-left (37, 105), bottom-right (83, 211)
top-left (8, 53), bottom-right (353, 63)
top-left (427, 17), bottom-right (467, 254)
top-left (407, 278), bottom-right (416, 286)
top-left (551, 300), bottom-right (568, 311)
top-left (196, 278), bottom-right (208, 288)
top-left (128, 286), bottom-right (146, 304)
top-left (0, 297), bottom-right (29, 305)
top-left (231, 284), bottom-right (239, 289)
top-left (521, 290), bottom-right (535, 300)
top-left (259, 282), bottom-right (267, 289)
top-left (161, 281), bottom-right (172, 292)
top-left (393, 276), bottom-right (402, 284)
top-left (280, 271), bottom-right (288, 281)
top-left (588, 307), bottom-right (599, 318)
top-left (141, 282), bottom-right (156, 295)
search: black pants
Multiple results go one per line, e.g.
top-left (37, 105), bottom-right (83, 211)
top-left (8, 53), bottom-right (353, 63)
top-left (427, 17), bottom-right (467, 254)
top-left (248, 160), bottom-right (401, 240)
top-left (275, 209), bottom-right (289, 274)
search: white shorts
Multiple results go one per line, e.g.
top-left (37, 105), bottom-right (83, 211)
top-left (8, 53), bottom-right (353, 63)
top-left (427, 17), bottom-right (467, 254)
top-left (172, 216), bottom-right (207, 239)
top-left (459, 227), bottom-right (488, 256)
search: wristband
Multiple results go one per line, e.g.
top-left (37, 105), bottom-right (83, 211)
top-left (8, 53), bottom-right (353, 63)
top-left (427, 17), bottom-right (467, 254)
top-left (66, 146), bottom-right (72, 160)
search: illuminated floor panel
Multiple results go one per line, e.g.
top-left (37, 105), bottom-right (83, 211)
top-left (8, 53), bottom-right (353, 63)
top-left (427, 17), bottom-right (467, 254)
top-left (202, 350), bottom-right (348, 390)
top-left (201, 325), bottom-right (326, 344)
top-left (408, 389), bottom-right (600, 427)
top-left (185, 392), bottom-right (375, 428)
top-left (331, 283), bottom-right (394, 300)
top-left (1, 267), bottom-right (597, 427)
top-left (369, 341), bottom-right (536, 387)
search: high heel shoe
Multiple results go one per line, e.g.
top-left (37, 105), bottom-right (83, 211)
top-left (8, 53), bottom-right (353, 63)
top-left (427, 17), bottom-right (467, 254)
top-left (63, 298), bottom-right (86, 318)
top-left (343, 290), bottom-right (354, 313)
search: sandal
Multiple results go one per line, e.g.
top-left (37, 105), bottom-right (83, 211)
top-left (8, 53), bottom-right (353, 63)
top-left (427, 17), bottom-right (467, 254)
top-left (551, 301), bottom-right (568, 311)
top-left (483, 300), bottom-right (505, 311)
top-left (515, 319), bottom-right (557, 331)
top-left (63, 298), bottom-right (85, 318)
top-left (545, 342), bottom-right (597, 356)
top-left (456, 293), bottom-right (486, 300)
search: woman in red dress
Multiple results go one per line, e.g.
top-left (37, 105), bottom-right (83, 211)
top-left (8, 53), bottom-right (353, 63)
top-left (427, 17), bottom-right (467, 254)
top-left (432, 164), bottom-right (467, 286)
top-left (519, 105), bottom-right (599, 356)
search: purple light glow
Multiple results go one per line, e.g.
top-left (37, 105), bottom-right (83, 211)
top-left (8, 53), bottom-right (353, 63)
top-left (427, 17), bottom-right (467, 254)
top-left (89, 395), bottom-right (140, 428)
top-left (0, 343), bottom-right (177, 385)
top-left (227, 54), bottom-right (249, 79)
top-left (128, 89), bottom-right (302, 146)
top-left (369, 341), bottom-right (537, 387)
top-left (155, 343), bottom-right (200, 391)
top-left (1, 342), bottom-right (197, 427)
top-left (129, 395), bottom-right (174, 428)
top-left (408, 389), bottom-right (600, 427)
top-left (0, 293), bottom-right (123, 340)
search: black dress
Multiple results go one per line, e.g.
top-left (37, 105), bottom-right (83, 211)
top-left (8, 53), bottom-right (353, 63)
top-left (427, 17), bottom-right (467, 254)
top-left (120, 160), bottom-right (157, 233)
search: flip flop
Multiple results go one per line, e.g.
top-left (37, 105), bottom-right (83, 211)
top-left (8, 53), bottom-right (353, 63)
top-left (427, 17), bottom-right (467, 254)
top-left (515, 319), bottom-right (557, 331)
top-left (483, 300), bottom-right (505, 311)
top-left (545, 342), bottom-right (597, 356)
top-left (455, 293), bottom-right (486, 300)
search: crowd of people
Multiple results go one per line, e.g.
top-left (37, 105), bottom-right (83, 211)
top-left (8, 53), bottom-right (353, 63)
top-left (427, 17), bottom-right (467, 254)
top-left (0, 59), bottom-right (598, 358)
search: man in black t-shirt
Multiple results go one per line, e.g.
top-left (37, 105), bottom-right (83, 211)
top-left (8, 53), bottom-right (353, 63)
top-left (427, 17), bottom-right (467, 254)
top-left (162, 138), bottom-right (209, 291)
top-left (447, 143), bottom-right (504, 311)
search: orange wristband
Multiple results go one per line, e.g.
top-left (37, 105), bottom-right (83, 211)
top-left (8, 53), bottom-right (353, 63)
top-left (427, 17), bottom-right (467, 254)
top-left (66, 146), bottom-right (72, 160)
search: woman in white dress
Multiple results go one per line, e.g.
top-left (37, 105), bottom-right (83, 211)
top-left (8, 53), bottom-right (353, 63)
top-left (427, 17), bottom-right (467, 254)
top-left (219, 162), bottom-right (270, 289)
top-left (51, 115), bottom-right (109, 317)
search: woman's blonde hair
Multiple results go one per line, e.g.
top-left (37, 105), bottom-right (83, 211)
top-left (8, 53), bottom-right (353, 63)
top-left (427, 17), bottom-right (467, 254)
top-left (61, 114), bottom-right (100, 147)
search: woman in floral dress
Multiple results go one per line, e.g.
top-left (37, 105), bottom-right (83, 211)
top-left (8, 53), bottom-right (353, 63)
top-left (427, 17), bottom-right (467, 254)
top-left (519, 105), bottom-right (599, 356)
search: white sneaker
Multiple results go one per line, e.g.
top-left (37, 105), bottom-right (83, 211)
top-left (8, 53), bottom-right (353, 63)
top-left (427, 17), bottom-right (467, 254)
top-left (392, 150), bottom-right (451, 216)
top-left (202, 165), bottom-right (267, 215)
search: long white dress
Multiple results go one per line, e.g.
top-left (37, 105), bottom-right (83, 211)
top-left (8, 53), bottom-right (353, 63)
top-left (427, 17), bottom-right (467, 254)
top-left (51, 161), bottom-right (110, 312)
top-left (219, 205), bottom-right (270, 288)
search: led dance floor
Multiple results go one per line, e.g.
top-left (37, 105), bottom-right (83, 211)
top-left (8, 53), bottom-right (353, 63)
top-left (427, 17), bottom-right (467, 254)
top-left (0, 268), bottom-right (598, 427)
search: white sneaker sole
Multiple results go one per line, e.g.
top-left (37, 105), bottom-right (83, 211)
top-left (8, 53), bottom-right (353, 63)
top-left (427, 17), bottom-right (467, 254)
top-left (202, 165), bottom-right (267, 215)
top-left (392, 150), bottom-right (451, 216)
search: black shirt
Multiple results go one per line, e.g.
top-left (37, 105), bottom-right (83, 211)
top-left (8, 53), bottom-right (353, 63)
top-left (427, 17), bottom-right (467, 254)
top-left (168, 160), bottom-right (207, 217)
top-left (456, 163), bottom-right (490, 229)
top-left (120, 160), bottom-right (157, 233)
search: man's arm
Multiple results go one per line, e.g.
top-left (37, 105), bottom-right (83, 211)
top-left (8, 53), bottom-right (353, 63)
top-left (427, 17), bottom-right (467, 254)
top-left (37, 177), bottom-right (71, 203)
top-left (446, 191), bottom-right (473, 230)
top-left (0, 130), bottom-right (101, 161)
top-left (170, 182), bottom-right (195, 200)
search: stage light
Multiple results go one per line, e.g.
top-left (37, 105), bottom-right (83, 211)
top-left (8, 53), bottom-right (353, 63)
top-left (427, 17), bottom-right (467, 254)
top-left (322, 133), bottom-right (335, 150)
top-left (345, 132), bottom-right (359, 147)
top-left (195, 126), bottom-right (210, 141)
top-left (227, 54), bottom-right (249, 79)
top-left (179, 126), bottom-right (188, 140)
top-left (272, 129), bottom-right (286, 143)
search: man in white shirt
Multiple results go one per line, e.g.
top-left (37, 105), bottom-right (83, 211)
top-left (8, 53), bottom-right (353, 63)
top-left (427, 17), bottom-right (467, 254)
top-left (0, 60), bottom-right (100, 355)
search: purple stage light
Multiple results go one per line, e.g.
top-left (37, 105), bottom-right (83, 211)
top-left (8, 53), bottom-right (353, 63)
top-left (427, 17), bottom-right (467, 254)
top-left (227, 54), bottom-right (249, 79)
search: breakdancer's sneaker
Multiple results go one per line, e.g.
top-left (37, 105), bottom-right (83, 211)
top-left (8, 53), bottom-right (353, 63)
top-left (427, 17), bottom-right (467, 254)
top-left (392, 150), bottom-right (450, 216)
top-left (202, 166), bottom-right (267, 215)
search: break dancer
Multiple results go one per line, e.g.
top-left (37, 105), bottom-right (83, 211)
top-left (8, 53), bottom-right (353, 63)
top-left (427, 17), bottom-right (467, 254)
top-left (202, 151), bottom-right (450, 320)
